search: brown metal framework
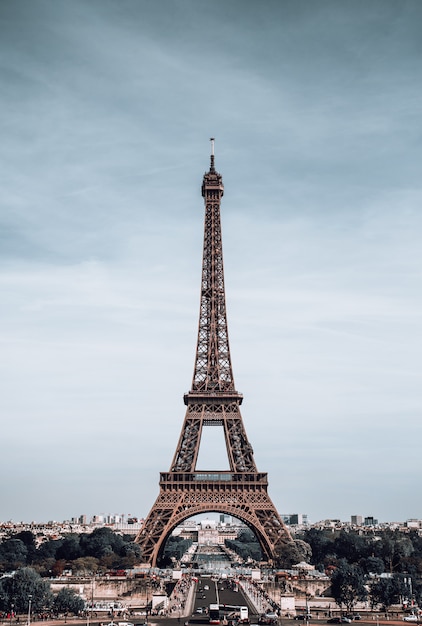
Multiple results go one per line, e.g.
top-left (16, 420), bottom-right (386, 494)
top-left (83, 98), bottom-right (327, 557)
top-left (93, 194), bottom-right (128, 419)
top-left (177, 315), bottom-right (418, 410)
top-left (135, 141), bottom-right (293, 566)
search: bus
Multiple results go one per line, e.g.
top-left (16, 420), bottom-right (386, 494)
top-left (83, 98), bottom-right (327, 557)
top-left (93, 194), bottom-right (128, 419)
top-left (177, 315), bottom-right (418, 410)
top-left (209, 604), bottom-right (220, 625)
top-left (209, 605), bottom-right (248, 625)
top-left (239, 607), bottom-right (249, 624)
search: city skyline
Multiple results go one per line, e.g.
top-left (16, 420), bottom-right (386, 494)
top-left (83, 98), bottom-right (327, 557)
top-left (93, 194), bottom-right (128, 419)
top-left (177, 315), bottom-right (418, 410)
top-left (1, 511), bottom-right (418, 527)
top-left (1, 1), bottom-right (422, 524)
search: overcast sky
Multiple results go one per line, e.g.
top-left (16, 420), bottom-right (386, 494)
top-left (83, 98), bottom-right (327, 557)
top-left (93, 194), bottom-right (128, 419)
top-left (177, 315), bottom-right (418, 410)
top-left (1, 0), bottom-right (421, 526)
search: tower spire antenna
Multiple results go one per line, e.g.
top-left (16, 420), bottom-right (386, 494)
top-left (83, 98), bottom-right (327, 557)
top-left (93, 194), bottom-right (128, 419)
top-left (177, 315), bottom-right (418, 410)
top-left (210, 137), bottom-right (215, 172)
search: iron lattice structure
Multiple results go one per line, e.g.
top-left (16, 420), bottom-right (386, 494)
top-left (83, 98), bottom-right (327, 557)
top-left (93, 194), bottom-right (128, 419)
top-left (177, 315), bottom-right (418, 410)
top-left (135, 142), bottom-right (293, 566)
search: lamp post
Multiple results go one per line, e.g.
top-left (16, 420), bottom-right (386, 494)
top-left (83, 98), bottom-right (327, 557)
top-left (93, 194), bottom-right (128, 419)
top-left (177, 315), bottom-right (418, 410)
top-left (305, 580), bottom-right (309, 626)
top-left (28, 595), bottom-right (32, 626)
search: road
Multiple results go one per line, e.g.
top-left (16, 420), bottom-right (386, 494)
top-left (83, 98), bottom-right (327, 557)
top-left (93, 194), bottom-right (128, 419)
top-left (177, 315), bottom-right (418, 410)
top-left (190, 574), bottom-right (257, 622)
top-left (7, 615), bottom-right (410, 626)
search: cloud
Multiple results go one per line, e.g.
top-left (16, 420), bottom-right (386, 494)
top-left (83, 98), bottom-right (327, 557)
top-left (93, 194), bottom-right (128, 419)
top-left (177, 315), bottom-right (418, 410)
top-left (1, 0), bottom-right (421, 523)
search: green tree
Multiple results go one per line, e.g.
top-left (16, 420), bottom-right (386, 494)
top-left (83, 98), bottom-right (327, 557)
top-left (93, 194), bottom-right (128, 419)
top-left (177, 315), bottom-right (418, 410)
top-left (374, 530), bottom-right (415, 573)
top-left (53, 588), bottom-right (85, 615)
top-left (360, 556), bottom-right (385, 575)
top-left (80, 528), bottom-right (125, 559)
top-left (71, 557), bottom-right (99, 575)
top-left (35, 539), bottom-right (62, 563)
top-left (238, 528), bottom-right (258, 543)
top-left (334, 531), bottom-right (369, 564)
top-left (14, 532), bottom-right (36, 564)
top-left (294, 539), bottom-right (312, 563)
top-left (34, 557), bottom-right (56, 578)
top-left (302, 528), bottom-right (335, 569)
top-left (274, 541), bottom-right (302, 569)
top-left (392, 537), bottom-right (415, 572)
top-left (162, 537), bottom-right (192, 564)
top-left (119, 542), bottom-right (142, 567)
top-left (56, 536), bottom-right (82, 561)
top-left (370, 575), bottom-right (408, 612)
top-left (0, 539), bottom-right (28, 571)
top-left (0, 567), bottom-right (53, 613)
top-left (330, 560), bottom-right (367, 614)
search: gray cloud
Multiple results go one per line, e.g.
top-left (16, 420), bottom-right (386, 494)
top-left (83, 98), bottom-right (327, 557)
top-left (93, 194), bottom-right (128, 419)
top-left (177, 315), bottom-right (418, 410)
top-left (1, 0), bottom-right (421, 524)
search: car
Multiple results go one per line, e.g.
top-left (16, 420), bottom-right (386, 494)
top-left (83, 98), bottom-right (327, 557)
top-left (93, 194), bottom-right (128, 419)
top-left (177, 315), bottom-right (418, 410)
top-left (196, 608), bottom-right (203, 614)
top-left (258, 615), bottom-right (278, 625)
top-left (403, 617), bottom-right (419, 623)
top-left (294, 616), bottom-right (312, 622)
top-left (341, 619), bottom-right (352, 624)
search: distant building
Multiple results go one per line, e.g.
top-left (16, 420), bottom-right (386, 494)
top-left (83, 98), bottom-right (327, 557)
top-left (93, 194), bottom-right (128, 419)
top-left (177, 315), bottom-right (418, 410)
top-left (198, 520), bottom-right (219, 545)
top-left (405, 519), bottom-right (421, 529)
top-left (364, 516), bottom-right (378, 526)
top-left (321, 519), bottom-right (342, 529)
top-left (281, 513), bottom-right (308, 526)
top-left (351, 515), bottom-right (363, 526)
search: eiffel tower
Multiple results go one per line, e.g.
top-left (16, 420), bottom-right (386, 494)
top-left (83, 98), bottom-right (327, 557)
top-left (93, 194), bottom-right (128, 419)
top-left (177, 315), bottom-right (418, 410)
top-left (135, 140), bottom-right (294, 566)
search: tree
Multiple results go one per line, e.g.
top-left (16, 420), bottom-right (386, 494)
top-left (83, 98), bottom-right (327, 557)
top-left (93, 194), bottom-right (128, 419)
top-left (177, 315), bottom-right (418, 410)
top-left (302, 528), bottom-right (335, 569)
top-left (225, 538), bottom-right (262, 562)
top-left (294, 540), bottom-right (312, 563)
top-left (360, 556), bottom-right (385, 576)
top-left (0, 567), bottom-right (53, 613)
top-left (35, 539), bottom-right (62, 563)
top-left (119, 542), bottom-right (142, 567)
top-left (0, 539), bottom-right (28, 571)
top-left (274, 541), bottom-right (302, 569)
top-left (53, 588), bottom-right (85, 615)
top-left (370, 575), bottom-right (409, 612)
top-left (14, 532), bottom-right (37, 564)
top-left (71, 557), bottom-right (99, 576)
top-left (330, 560), bottom-right (367, 614)
top-left (56, 536), bottom-right (82, 561)
top-left (334, 531), bottom-right (369, 564)
top-left (374, 530), bottom-right (415, 573)
top-left (392, 537), bottom-right (415, 572)
top-left (51, 559), bottom-right (67, 577)
top-left (79, 528), bottom-right (125, 560)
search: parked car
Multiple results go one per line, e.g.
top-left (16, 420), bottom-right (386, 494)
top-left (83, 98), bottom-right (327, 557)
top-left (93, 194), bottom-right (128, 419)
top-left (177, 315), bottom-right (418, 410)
top-left (294, 616), bottom-right (312, 621)
top-left (403, 616), bottom-right (419, 623)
